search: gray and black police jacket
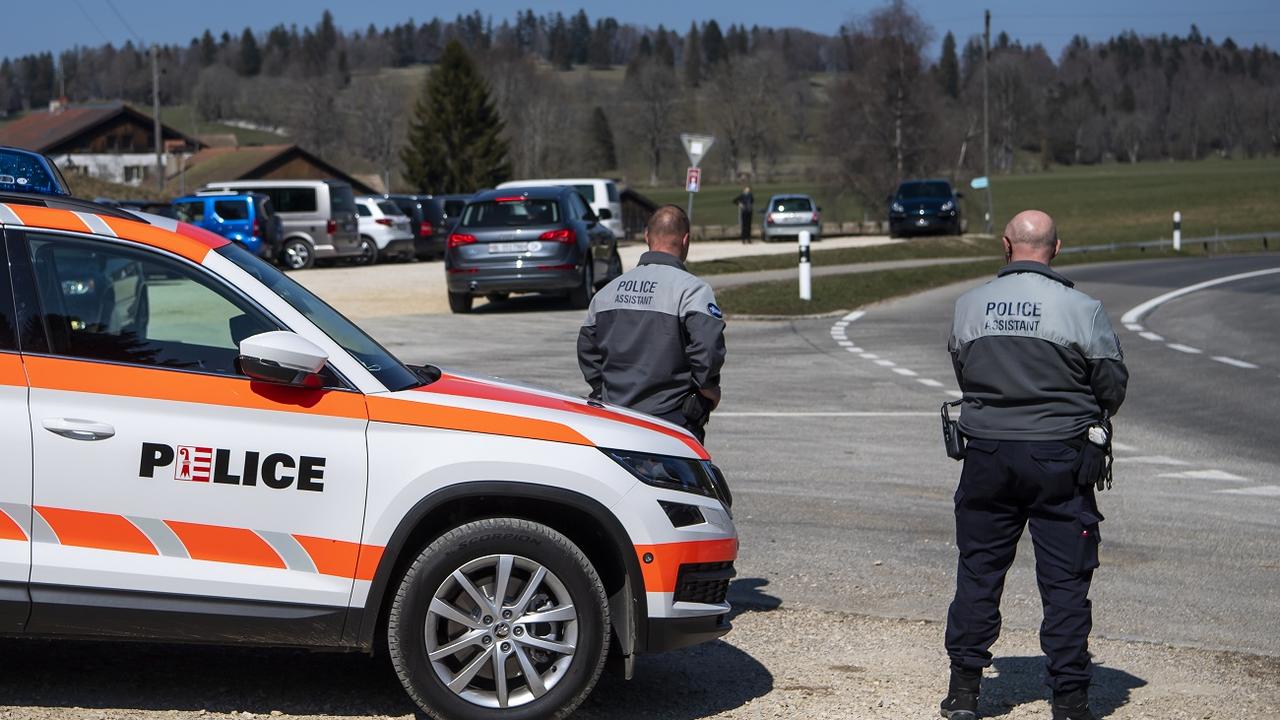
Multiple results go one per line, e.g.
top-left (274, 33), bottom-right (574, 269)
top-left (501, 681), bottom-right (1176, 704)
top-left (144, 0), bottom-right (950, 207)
top-left (949, 261), bottom-right (1128, 441)
top-left (577, 251), bottom-right (726, 420)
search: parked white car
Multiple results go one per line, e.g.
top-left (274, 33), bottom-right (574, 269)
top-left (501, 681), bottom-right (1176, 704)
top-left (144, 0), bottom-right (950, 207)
top-left (496, 178), bottom-right (623, 239)
top-left (354, 196), bottom-right (414, 265)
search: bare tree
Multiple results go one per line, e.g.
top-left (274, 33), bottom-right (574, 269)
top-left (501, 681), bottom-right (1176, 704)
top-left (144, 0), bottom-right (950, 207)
top-left (623, 57), bottom-right (682, 186)
top-left (347, 74), bottom-right (408, 190)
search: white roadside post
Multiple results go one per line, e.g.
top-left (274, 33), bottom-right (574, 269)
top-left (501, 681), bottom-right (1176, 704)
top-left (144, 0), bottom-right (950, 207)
top-left (1173, 211), bottom-right (1182, 252)
top-left (799, 230), bottom-right (812, 301)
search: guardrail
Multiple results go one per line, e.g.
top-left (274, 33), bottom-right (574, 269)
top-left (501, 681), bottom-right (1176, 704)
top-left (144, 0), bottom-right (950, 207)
top-left (1059, 231), bottom-right (1278, 255)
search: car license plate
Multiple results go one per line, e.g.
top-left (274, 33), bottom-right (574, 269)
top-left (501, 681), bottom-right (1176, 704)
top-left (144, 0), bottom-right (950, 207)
top-left (489, 242), bottom-right (528, 254)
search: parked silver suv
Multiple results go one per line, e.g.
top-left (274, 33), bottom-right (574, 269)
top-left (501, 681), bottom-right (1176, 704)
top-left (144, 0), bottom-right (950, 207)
top-left (201, 180), bottom-right (361, 269)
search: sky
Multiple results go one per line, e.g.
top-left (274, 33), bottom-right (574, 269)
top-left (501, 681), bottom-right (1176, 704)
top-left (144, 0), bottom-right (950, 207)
top-left (6, 0), bottom-right (1278, 61)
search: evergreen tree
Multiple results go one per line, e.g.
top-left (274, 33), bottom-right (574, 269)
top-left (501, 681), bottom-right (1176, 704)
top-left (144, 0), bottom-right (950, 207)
top-left (654, 25), bottom-right (675, 67)
top-left (401, 40), bottom-right (510, 194)
top-left (684, 22), bottom-right (702, 87)
top-left (238, 28), bottom-right (261, 77)
top-left (587, 21), bottom-right (613, 68)
top-left (549, 14), bottom-right (572, 70)
top-left (939, 31), bottom-right (959, 99)
top-left (589, 106), bottom-right (618, 170)
top-left (703, 20), bottom-right (725, 66)
top-left (199, 30), bottom-right (217, 66)
top-left (569, 10), bottom-right (592, 65)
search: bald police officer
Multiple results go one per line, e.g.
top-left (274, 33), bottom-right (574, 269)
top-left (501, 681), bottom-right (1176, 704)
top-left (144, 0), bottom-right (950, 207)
top-left (941, 210), bottom-right (1128, 720)
top-left (578, 205), bottom-right (726, 442)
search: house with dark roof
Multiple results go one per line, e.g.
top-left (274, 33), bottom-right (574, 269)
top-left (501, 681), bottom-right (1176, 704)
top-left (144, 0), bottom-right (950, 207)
top-left (171, 144), bottom-right (378, 195)
top-left (0, 100), bottom-right (202, 187)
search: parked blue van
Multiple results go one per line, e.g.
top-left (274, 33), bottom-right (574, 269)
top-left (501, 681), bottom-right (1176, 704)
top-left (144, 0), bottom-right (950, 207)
top-left (171, 192), bottom-right (281, 259)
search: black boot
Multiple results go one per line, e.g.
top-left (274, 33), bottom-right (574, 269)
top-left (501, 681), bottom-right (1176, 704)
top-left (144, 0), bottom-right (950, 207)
top-left (939, 667), bottom-right (981, 719)
top-left (1051, 688), bottom-right (1097, 720)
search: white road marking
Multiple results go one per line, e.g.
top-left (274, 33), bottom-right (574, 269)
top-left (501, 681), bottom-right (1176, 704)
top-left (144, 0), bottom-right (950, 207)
top-left (845, 346), bottom-right (863, 353)
top-left (1158, 469), bottom-right (1250, 482)
top-left (946, 390), bottom-right (964, 398)
top-left (860, 353), bottom-right (880, 360)
top-left (1212, 356), bottom-right (1259, 369)
top-left (717, 411), bottom-right (935, 418)
top-left (1121, 267), bottom-right (1280, 324)
top-left (1117, 455), bottom-right (1191, 466)
top-left (892, 367), bottom-right (918, 376)
top-left (1124, 323), bottom-right (1144, 332)
top-left (1110, 441), bottom-right (1138, 452)
top-left (842, 310), bottom-right (866, 322)
top-left (837, 340), bottom-right (854, 347)
top-left (830, 309), bottom-right (956, 398)
top-left (1138, 331), bottom-right (1165, 342)
top-left (1167, 343), bottom-right (1202, 354)
top-left (1215, 485), bottom-right (1280, 497)
top-left (917, 379), bottom-right (945, 388)
top-left (874, 359), bottom-right (896, 367)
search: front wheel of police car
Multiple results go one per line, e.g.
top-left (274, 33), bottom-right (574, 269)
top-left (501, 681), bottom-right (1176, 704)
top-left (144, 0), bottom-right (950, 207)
top-left (388, 518), bottom-right (610, 719)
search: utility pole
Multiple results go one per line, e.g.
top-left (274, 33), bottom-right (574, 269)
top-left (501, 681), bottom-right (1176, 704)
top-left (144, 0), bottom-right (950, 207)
top-left (152, 44), bottom-right (163, 192)
top-left (982, 9), bottom-right (993, 234)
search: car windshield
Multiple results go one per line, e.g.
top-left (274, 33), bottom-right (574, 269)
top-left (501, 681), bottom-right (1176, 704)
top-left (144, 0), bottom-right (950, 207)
top-left (773, 197), bottom-right (813, 213)
top-left (216, 244), bottom-right (421, 391)
top-left (461, 199), bottom-right (560, 228)
top-left (898, 182), bottom-right (952, 199)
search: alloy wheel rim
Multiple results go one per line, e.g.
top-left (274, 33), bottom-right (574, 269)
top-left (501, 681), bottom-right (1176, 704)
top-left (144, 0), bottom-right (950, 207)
top-left (285, 242), bottom-right (309, 269)
top-left (425, 554), bottom-right (578, 709)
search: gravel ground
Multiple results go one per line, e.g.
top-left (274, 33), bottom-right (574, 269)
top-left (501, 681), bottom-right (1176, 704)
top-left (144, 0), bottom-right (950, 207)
top-left (1, 603), bottom-right (1275, 719)
top-left (287, 236), bottom-right (894, 319)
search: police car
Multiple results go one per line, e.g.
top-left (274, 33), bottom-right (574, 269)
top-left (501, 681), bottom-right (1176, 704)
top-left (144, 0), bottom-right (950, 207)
top-left (0, 147), bottom-right (737, 719)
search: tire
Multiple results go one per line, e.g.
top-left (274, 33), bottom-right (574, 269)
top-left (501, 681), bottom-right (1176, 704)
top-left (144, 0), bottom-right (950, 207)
top-left (602, 250), bottom-right (622, 286)
top-left (388, 518), bottom-right (609, 720)
top-left (449, 291), bottom-right (474, 314)
top-left (568, 256), bottom-right (594, 310)
top-left (281, 238), bottom-right (314, 270)
top-left (353, 236), bottom-right (378, 266)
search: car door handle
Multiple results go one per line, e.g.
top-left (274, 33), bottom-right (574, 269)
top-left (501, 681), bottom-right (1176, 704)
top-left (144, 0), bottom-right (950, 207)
top-left (41, 417), bottom-right (116, 441)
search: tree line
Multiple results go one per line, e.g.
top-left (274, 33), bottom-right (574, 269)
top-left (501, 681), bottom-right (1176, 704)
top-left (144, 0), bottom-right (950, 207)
top-left (2, 3), bottom-right (1277, 203)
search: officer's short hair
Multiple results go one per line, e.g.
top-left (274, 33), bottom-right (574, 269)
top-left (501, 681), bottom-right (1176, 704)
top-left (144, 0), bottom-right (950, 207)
top-left (647, 205), bottom-right (690, 243)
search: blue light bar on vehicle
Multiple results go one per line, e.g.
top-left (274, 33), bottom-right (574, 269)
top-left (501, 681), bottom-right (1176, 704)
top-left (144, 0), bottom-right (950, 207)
top-left (0, 146), bottom-right (71, 196)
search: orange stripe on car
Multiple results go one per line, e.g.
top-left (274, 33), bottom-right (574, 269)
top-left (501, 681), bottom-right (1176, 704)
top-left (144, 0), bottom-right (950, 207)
top-left (293, 534), bottom-right (363, 579)
top-left (4, 205), bottom-right (91, 233)
top-left (164, 520), bottom-right (286, 570)
top-left (99, 215), bottom-right (215, 263)
top-left (34, 506), bottom-right (158, 555)
top-left (0, 353), bottom-right (26, 387)
top-left (23, 356), bottom-right (368, 421)
top-left (634, 538), bottom-right (738, 594)
top-left (421, 374), bottom-right (711, 459)
top-left (0, 508), bottom-right (27, 542)
top-left (368, 396), bottom-right (592, 447)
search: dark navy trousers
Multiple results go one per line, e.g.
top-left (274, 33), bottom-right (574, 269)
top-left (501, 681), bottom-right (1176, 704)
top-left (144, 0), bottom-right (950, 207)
top-left (945, 438), bottom-right (1103, 693)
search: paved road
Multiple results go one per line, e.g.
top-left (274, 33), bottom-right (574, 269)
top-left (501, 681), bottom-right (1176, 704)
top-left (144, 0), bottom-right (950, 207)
top-left (359, 254), bottom-right (1280, 658)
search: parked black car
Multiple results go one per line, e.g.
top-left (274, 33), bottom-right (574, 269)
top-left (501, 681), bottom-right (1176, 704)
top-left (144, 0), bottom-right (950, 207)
top-left (384, 193), bottom-right (471, 260)
top-left (444, 186), bottom-right (622, 313)
top-left (888, 179), bottom-right (963, 237)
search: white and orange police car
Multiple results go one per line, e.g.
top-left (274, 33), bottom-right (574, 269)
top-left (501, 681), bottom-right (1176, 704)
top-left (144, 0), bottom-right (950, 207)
top-left (0, 147), bottom-right (737, 719)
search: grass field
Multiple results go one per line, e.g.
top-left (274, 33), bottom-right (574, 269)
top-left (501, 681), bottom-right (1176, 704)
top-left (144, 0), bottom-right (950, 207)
top-left (686, 237), bottom-right (995, 276)
top-left (644, 157), bottom-right (1280, 245)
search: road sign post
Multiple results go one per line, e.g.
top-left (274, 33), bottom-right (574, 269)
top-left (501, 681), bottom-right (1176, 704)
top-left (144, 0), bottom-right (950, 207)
top-left (799, 230), bottom-right (812, 301)
top-left (680, 133), bottom-right (715, 225)
top-left (1173, 211), bottom-right (1182, 252)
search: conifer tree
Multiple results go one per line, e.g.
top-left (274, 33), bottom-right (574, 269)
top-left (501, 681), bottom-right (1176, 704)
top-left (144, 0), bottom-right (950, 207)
top-left (684, 22), bottom-right (702, 87)
top-left (939, 31), bottom-right (959, 98)
top-left (589, 106), bottom-right (618, 170)
top-left (238, 28), bottom-right (261, 77)
top-left (401, 40), bottom-right (511, 194)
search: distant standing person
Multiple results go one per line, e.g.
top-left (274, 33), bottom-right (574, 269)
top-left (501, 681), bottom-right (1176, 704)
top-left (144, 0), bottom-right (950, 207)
top-left (733, 184), bottom-right (754, 244)
top-left (577, 205), bottom-right (726, 443)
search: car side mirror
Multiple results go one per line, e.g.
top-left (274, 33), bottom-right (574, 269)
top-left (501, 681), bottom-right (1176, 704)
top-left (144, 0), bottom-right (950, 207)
top-left (597, 208), bottom-right (613, 220)
top-left (238, 331), bottom-right (328, 388)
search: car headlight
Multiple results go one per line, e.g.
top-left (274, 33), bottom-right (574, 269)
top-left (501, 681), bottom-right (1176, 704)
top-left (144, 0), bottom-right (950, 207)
top-left (890, 202), bottom-right (905, 213)
top-left (940, 200), bottom-right (955, 212)
top-left (604, 449), bottom-right (732, 508)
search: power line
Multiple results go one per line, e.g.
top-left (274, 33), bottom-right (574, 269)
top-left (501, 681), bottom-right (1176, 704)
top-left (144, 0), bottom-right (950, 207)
top-left (104, 0), bottom-right (145, 45)
top-left (70, 0), bottom-right (113, 45)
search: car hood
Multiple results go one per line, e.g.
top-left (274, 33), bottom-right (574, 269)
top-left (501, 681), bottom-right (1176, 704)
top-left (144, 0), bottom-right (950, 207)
top-left (370, 371), bottom-right (708, 459)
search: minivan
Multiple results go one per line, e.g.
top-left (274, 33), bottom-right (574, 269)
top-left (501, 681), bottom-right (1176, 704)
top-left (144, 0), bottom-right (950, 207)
top-left (201, 180), bottom-right (361, 270)
top-left (171, 192), bottom-right (281, 259)
top-left (496, 178), bottom-right (622, 239)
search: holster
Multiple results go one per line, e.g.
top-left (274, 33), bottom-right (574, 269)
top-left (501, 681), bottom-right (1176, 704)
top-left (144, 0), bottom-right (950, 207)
top-left (681, 392), bottom-right (712, 429)
top-left (941, 400), bottom-right (965, 461)
top-left (1075, 412), bottom-right (1114, 491)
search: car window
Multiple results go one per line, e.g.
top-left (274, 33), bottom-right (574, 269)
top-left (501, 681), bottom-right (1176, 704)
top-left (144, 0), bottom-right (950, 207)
top-left (356, 203), bottom-right (372, 217)
top-left (377, 201), bottom-right (405, 216)
top-left (773, 197), bottom-right (813, 213)
top-left (217, 244), bottom-right (421, 392)
top-left (0, 238), bottom-right (15, 351)
top-left (572, 184), bottom-right (597, 203)
top-left (173, 201), bottom-right (205, 223)
top-left (328, 184), bottom-right (355, 215)
top-left (573, 193), bottom-right (595, 221)
top-left (443, 200), bottom-right (466, 218)
top-left (25, 235), bottom-right (277, 378)
top-left (261, 187), bottom-right (318, 213)
top-left (606, 182), bottom-right (619, 202)
top-left (461, 199), bottom-right (561, 228)
top-left (897, 182), bottom-right (952, 199)
top-left (213, 200), bottom-right (249, 221)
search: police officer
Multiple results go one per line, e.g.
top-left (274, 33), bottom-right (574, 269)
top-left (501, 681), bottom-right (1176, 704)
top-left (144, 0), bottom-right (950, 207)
top-left (577, 205), bottom-right (726, 442)
top-left (941, 210), bottom-right (1128, 720)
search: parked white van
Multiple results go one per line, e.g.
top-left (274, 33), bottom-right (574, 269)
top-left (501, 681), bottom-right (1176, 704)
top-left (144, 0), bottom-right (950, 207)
top-left (497, 178), bottom-right (623, 239)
